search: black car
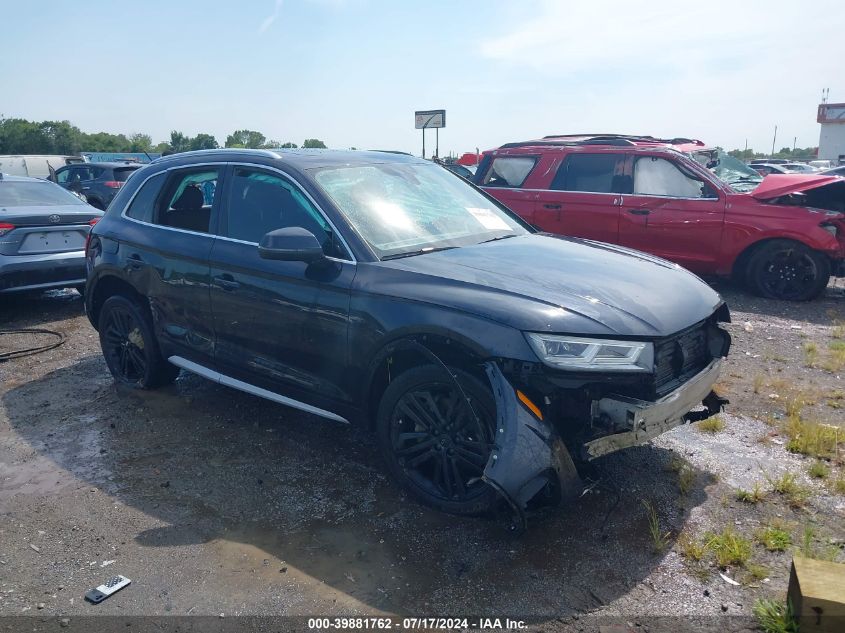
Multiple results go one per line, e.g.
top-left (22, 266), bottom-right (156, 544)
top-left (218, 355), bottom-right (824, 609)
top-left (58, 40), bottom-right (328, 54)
top-left (0, 174), bottom-right (102, 294)
top-left (52, 162), bottom-right (143, 210)
top-left (85, 149), bottom-right (730, 522)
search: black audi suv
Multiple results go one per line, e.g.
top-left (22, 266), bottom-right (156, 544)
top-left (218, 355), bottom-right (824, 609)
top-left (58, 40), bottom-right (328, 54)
top-left (85, 149), bottom-right (730, 521)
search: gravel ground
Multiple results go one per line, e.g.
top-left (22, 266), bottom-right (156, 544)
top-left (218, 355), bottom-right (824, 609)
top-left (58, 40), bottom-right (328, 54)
top-left (0, 280), bottom-right (843, 632)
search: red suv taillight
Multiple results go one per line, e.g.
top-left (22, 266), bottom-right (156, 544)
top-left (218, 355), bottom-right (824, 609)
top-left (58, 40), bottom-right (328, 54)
top-left (0, 222), bottom-right (14, 237)
top-left (103, 181), bottom-right (123, 189)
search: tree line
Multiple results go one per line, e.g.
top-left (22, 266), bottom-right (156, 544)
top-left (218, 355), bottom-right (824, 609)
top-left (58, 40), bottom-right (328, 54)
top-left (0, 117), bottom-right (326, 155)
top-left (727, 146), bottom-right (819, 161)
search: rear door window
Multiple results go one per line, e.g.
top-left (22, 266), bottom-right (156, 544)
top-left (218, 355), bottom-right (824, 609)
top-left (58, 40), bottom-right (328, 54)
top-left (481, 157), bottom-right (537, 188)
top-left (550, 154), bottom-right (625, 193)
top-left (153, 168), bottom-right (221, 234)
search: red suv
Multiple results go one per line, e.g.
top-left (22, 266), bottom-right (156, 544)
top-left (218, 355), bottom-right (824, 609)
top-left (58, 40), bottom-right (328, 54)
top-left (473, 135), bottom-right (845, 300)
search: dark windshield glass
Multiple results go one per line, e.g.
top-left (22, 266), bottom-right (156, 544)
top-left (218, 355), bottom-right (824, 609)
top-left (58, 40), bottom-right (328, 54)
top-left (314, 162), bottom-right (528, 258)
top-left (0, 181), bottom-right (86, 207)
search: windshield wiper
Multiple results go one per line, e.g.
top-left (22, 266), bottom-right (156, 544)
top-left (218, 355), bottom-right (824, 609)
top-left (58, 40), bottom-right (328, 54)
top-left (381, 245), bottom-right (458, 261)
top-left (479, 233), bottom-right (517, 244)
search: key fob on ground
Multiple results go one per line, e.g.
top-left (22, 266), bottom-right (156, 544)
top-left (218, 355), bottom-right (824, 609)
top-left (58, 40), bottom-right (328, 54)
top-left (85, 575), bottom-right (131, 604)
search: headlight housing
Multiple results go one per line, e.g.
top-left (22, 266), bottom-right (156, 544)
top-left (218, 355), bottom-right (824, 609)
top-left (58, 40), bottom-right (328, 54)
top-left (525, 333), bottom-right (654, 372)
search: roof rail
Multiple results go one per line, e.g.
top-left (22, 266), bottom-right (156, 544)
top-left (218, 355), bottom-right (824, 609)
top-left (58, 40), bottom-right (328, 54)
top-left (540, 134), bottom-right (705, 145)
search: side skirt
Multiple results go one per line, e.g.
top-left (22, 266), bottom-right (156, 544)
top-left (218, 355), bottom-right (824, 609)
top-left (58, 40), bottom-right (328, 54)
top-left (168, 356), bottom-right (350, 424)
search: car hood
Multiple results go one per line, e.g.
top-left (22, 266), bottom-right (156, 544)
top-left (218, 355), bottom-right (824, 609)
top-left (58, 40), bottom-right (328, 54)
top-left (751, 174), bottom-right (843, 200)
top-left (370, 234), bottom-right (724, 337)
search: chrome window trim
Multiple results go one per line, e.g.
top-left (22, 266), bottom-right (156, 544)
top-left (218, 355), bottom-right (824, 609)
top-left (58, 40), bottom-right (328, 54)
top-left (168, 356), bottom-right (350, 424)
top-left (119, 161), bottom-right (356, 263)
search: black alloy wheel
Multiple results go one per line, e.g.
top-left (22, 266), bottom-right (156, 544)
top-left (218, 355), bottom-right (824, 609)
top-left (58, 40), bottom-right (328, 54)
top-left (746, 239), bottom-right (830, 301)
top-left (377, 366), bottom-right (499, 515)
top-left (98, 295), bottom-right (179, 388)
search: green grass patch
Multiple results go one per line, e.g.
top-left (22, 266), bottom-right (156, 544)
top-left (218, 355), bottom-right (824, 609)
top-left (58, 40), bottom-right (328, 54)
top-left (696, 415), bottom-right (725, 434)
top-left (753, 598), bottom-right (798, 633)
top-left (756, 524), bottom-right (792, 552)
top-left (736, 482), bottom-right (766, 504)
top-left (807, 460), bottom-right (830, 479)
top-left (705, 526), bottom-right (751, 568)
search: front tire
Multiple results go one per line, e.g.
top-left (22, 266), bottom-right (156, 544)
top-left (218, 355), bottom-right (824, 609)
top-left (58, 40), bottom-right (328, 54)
top-left (745, 240), bottom-right (830, 301)
top-left (98, 295), bottom-right (179, 388)
top-left (376, 365), bottom-right (499, 516)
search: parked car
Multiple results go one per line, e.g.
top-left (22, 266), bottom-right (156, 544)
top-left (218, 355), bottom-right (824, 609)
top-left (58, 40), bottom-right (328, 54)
top-left (51, 162), bottom-right (143, 210)
top-left (473, 135), bottom-right (845, 301)
top-left (749, 158), bottom-right (789, 165)
top-left (822, 166), bottom-right (845, 177)
top-left (442, 162), bottom-right (475, 179)
top-left (0, 173), bottom-right (102, 294)
top-left (809, 160), bottom-right (834, 171)
top-left (0, 155), bottom-right (84, 179)
top-left (751, 164), bottom-right (790, 176)
top-left (84, 148), bottom-right (731, 520)
top-left (781, 163), bottom-right (818, 174)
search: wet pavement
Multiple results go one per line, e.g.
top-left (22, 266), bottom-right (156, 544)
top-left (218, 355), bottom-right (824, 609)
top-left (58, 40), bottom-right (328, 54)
top-left (1, 288), bottom-right (843, 631)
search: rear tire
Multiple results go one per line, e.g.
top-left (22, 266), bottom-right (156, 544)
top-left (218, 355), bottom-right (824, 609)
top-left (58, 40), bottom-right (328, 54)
top-left (376, 365), bottom-right (499, 516)
top-left (98, 295), bottom-right (179, 389)
top-left (745, 240), bottom-right (830, 301)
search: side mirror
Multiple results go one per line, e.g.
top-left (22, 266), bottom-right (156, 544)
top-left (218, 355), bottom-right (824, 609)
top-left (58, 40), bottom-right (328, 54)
top-left (258, 227), bottom-right (325, 263)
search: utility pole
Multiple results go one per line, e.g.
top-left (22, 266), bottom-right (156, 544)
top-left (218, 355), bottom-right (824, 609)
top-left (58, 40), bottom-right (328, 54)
top-left (771, 125), bottom-right (777, 158)
top-left (793, 136), bottom-right (797, 155)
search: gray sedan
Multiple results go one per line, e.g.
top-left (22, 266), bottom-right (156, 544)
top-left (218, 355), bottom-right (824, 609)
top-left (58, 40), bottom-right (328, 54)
top-left (0, 174), bottom-right (102, 294)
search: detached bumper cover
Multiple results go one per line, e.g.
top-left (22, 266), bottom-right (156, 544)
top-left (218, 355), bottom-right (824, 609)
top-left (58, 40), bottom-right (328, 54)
top-left (584, 357), bottom-right (724, 459)
top-left (482, 362), bottom-right (582, 519)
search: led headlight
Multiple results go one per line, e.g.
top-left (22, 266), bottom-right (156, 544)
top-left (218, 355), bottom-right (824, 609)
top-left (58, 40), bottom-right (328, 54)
top-left (525, 333), bottom-right (653, 372)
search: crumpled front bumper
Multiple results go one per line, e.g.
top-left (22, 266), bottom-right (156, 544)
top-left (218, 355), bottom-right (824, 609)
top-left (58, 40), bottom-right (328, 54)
top-left (583, 358), bottom-right (724, 460)
top-left (481, 357), bottom-right (726, 529)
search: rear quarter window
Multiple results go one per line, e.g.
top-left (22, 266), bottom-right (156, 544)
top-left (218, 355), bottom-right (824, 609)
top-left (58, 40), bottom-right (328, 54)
top-left (481, 156), bottom-right (537, 188)
top-left (124, 172), bottom-right (166, 222)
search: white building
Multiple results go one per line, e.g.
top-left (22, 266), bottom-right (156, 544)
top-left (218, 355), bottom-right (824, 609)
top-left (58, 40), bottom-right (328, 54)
top-left (817, 103), bottom-right (845, 164)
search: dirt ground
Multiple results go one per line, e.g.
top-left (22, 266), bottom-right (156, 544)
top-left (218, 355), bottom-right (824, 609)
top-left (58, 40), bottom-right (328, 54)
top-left (1, 279), bottom-right (843, 633)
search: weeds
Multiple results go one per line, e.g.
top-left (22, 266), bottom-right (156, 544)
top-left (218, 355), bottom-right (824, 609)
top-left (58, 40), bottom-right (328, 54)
top-left (833, 477), bottom-right (845, 495)
top-left (756, 524), bottom-right (792, 551)
top-left (706, 526), bottom-right (751, 568)
top-left (800, 525), bottom-right (815, 558)
top-left (736, 482), bottom-right (766, 504)
top-left (747, 563), bottom-right (769, 581)
top-left (752, 598), bottom-right (798, 633)
top-left (765, 471), bottom-right (810, 509)
top-left (641, 500), bottom-right (670, 553)
top-left (677, 531), bottom-right (707, 562)
top-left (753, 374), bottom-right (765, 394)
top-left (807, 460), bottom-right (829, 479)
top-left (697, 415), bottom-right (725, 433)
top-left (804, 342), bottom-right (819, 367)
top-left (782, 417), bottom-right (841, 460)
top-left (678, 464), bottom-right (695, 495)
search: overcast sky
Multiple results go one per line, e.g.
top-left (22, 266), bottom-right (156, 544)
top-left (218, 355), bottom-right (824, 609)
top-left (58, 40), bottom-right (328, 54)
top-left (2, 0), bottom-right (843, 156)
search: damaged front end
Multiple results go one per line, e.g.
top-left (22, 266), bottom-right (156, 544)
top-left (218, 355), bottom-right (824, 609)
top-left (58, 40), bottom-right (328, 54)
top-left (481, 313), bottom-right (730, 531)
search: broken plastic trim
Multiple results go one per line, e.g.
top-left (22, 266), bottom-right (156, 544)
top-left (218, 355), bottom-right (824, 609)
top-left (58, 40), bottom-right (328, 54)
top-left (482, 362), bottom-right (582, 534)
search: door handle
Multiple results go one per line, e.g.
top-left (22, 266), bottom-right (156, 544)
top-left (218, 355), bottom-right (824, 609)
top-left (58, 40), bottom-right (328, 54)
top-left (542, 203), bottom-right (562, 210)
top-left (126, 254), bottom-right (144, 270)
top-left (213, 274), bottom-right (240, 291)
top-left (627, 209), bottom-right (651, 216)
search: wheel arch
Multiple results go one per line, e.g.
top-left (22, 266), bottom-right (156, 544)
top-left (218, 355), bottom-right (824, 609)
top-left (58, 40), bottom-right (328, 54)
top-left (730, 236), bottom-right (823, 282)
top-left (363, 330), bottom-right (490, 429)
top-left (88, 274), bottom-right (146, 330)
